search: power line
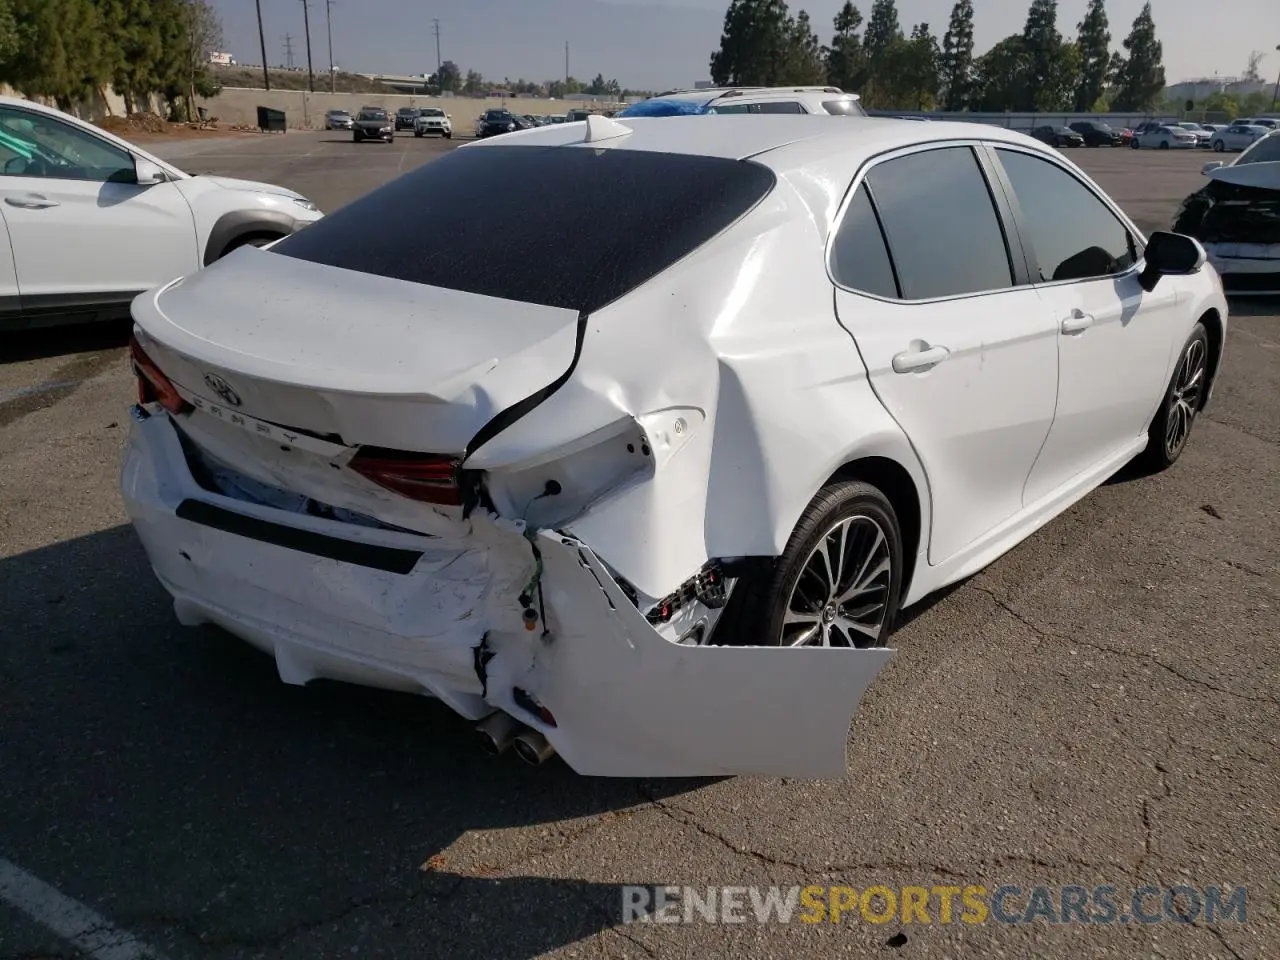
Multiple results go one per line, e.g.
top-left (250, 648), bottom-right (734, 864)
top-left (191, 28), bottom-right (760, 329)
top-left (283, 33), bottom-right (295, 70)
top-left (300, 0), bottom-right (316, 93)
top-left (326, 0), bottom-right (337, 93)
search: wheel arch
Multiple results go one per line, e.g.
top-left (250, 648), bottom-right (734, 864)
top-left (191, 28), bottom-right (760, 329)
top-left (824, 455), bottom-right (925, 603)
top-left (202, 210), bottom-right (299, 266)
top-left (1198, 307), bottom-right (1225, 411)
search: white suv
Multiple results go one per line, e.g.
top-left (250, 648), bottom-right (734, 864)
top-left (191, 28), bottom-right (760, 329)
top-left (0, 97), bottom-right (323, 330)
top-left (412, 107), bottom-right (453, 139)
top-left (618, 86), bottom-right (866, 118)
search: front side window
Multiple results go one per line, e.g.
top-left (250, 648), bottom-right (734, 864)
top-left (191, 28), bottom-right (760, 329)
top-left (830, 183), bottom-right (898, 298)
top-left (995, 148), bottom-right (1137, 283)
top-left (0, 107), bottom-right (134, 182)
top-left (1236, 132), bottom-right (1280, 165)
top-left (862, 146), bottom-right (1014, 300)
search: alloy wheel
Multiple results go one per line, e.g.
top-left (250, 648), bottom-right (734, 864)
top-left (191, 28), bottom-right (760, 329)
top-left (1165, 337), bottom-right (1206, 459)
top-left (781, 515), bottom-right (891, 648)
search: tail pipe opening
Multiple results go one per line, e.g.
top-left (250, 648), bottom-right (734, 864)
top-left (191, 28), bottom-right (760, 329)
top-left (512, 728), bottom-right (557, 766)
top-left (475, 711), bottom-right (523, 756)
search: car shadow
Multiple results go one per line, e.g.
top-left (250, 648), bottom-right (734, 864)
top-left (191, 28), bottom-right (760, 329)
top-left (1, 316), bottom-right (131, 363)
top-left (0, 524), bottom-right (711, 957)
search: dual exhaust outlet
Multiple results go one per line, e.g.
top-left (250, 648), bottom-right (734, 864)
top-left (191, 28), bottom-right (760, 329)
top-left (475, 711), bottom-right (557, 766)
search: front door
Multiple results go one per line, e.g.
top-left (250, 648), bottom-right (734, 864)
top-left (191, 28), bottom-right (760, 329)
top-left (0, 104), bottom-right (198, 316)
top-left (989, 146), bottom-right (1178, 505)
top-left (830, 144), bottom-right (1060, 565)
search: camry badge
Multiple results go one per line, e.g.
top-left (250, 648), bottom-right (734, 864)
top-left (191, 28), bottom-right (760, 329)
top-left (203, 372), bottom-right (242, 407)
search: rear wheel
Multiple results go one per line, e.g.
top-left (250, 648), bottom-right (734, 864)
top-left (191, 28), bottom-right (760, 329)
top-left (725, 481), bottom-right (903, 648)
top-left (1159, 140), bottom-right (1170, 149)
top-left (1139, 323), bottom-right (1209, 472)
top-left (1131, 138), bottom-right (1140, 149)
top-left (1212, 139), bottom-right (1225, 152)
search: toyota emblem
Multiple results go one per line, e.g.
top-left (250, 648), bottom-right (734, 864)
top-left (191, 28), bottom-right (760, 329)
top-left (203, 372), bottom-right (242, 407)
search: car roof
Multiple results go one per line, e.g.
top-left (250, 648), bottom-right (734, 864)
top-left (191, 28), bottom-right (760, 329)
top-left (464, 114), bottom-right (1047, 162)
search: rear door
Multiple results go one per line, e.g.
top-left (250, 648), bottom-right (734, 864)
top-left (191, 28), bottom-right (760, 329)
top-left (830, 144), bottom-right (1059, 565)
top-left (989, 145), bottom-right (1177, 505)
top-left (0, 207), bottom-right (19, 326)
top-left (0, 104), bottom-right (198, 314)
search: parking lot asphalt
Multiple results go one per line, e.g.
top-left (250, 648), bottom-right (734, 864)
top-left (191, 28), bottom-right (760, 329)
top-left (1, 133), bottom-right (1276, 960)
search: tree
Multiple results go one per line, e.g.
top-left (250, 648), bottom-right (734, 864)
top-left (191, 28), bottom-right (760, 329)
top-left (462, 69), bottom-right (484, 95)
top-left (1200, 90), bottom-right (1239, 121)
top-left (1242, 50), bottom-right (1264, 82)
top-left (435, 59), bottom-right (460, 92)
top-left (0, 0), bottom-right (17, 65)
top-left (786, 10), bottom-right (827, 85)
top-left (1074, 0), bottom-right (1110, 111)
top-left (938, 0), bottom-right (975, 111)
top-left (1110, 2), bottom-right (1164, 111)
top-left (824, 2), bottom-right (867, 93)
top-left (1021, 0), bottom-right (1069, 110)
top-left (892, 23), bottom-right (939, 109)
top-left (969, 34), bottom-right (1031, 111)
top-left (708, 0), bottom-right (812, 87)
top-left (862, 0), bottom-right (903, 106)
top-left (587, 72), bottom-right (607, 94)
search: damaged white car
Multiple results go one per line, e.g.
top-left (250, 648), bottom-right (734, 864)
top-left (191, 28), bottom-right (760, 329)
top-left (121, 115), bottom-right (1228, 778)
top-left (1175, 130), bottom-right (1280, 295)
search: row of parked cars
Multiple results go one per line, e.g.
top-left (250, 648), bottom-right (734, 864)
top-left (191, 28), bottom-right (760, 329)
top-left (325, 106), bottom-right (454, 141)
top-left (1030, 117), bottom-right (1278, 152)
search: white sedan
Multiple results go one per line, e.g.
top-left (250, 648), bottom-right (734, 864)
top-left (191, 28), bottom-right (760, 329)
top-left (120, 116), bottom-right (1228, 778)
top-left (1132, 124), bottom-right (1199, 149)
top-left (0, 96), bottom-right (323, 330)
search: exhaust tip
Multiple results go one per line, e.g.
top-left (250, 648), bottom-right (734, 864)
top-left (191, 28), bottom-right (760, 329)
top-left (474, 711), bottom-right (522, 757)
top-left (512, 729), bottom-right (556, 766)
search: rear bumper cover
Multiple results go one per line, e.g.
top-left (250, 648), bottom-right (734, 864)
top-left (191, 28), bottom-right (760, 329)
top-left (121, 410), bottom-right (893, 778)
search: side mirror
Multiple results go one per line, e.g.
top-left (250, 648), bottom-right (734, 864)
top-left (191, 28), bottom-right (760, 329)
top-left (1138, 231), bottom-right (1205, 292)
top-left (1201, 161), bottom-right (1224, 175)
top-left (134, 158), bottom-right (165, 185)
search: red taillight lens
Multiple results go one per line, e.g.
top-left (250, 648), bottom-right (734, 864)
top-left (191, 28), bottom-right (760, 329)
top-left (129, 335), bottom-right (192, 416)
top-left (347, 448), bottom-right (463, 506)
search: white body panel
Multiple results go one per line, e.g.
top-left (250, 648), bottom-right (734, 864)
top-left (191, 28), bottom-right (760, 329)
top-left (0, 173), bottom-right (197, 297)
top-left (120, 115), bottom-right (1230, 777)
top-left (1211, 125), bottom-right (1269, 152)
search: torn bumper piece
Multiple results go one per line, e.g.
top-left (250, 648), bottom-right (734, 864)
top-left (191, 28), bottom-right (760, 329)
top-left (121, 412), bottom-right (893, 778)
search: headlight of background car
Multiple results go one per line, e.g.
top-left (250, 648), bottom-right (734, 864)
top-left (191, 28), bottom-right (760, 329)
top-left (293, 198), bottom-right (319, 212)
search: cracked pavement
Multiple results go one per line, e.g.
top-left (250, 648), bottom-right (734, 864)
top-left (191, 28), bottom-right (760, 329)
top-left (1, 134), bottom-right (1276, 958)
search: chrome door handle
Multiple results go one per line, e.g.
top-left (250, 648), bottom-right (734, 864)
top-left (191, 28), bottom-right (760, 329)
top-left (1060, 310), bottom-right (1094, 335)
top-left (4, 194), bottom-right (59, 209)
top-left (891, 344), bottom-right (951, 373)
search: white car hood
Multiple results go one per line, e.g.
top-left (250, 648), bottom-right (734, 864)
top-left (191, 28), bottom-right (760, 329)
top-left (1208, 160), bottom-right (1280, 191)
top-left (190, 174), bottom-right (307, 201)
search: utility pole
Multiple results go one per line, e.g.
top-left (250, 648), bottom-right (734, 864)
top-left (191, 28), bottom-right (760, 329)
top-left (432, 19), bottom-right (442, 80)
top-left (256, 0), bottom-right (270, 89)
top-left (284, 34), bottom-right (295, 70)
top-left (326, 0), bottom-right (337, 93)
top-left (300, 0), bottom-right (315, 92)
top-left (1272, 43), bottom-right (1279, 110)
top-left (565, 40), bottom-right (569, 86)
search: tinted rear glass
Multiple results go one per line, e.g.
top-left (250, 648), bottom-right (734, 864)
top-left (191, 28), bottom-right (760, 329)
top-left (822, 99), bottom-right (867, 116)
top-left (270, 145), bottom-right (776, 314)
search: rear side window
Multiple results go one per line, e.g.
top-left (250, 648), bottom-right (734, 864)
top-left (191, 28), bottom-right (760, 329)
top-left (995, 148), bottom-right (1137, 282)
top-left (822, 99), bottom-right (867, 116)
top-left (863, 146), bottom-right (1013, 300)
top-left (755, 101), bottom-right (805, 114)
top-left (830, 184), bottom-right (898, 298)
top-left (271, 145), bottom-right (776, 314)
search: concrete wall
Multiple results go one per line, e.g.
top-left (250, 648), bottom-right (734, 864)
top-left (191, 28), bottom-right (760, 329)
top-left (197, 88), bottom-right (625, 131)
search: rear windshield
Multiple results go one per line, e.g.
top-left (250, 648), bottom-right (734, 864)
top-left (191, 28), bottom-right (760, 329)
top-left (270, 145), bottom-right (776, 314)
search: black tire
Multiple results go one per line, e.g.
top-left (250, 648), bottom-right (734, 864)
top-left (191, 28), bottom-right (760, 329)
top-left (1131, 139), bottom-right (1140, 149)
top-left (721, 481), bottom-right (903, 648)
top-left (1138, 322), bottom-right (1209, 472)
top-left (1212, 140), bottom-right (1225, 152)
top-left (414, 131), bottom-right (423, 138)
top-left (1159, 140), bottom-right (1170, 150)
top-left (444, 131), bottom-right (452, 139)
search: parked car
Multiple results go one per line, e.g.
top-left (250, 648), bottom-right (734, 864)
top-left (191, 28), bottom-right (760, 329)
top-left (394, 107), bottom-right (420, 131)
top-left (474, 109), bottom-right (531, 138)
top-left (547, 114), bottom-right (567, 124)
top-left (1238, 117), bottom-right (1278, 131)
top-left (1174, 130), bottom-right (1280, 294)
top-left (120, 115), bottom-right (1226, 777)
top-left (619, 86), bottom-right (867, 118)
top-left (324, 109), bottom-right (354, 130)
top-left (1031, 125), bottom-right (1085, 148)
top-left (1132, 124), bottom-right (1198, 149)
top-left (0, 96), bottom-right (322, 330)
top-left (413, 107), bottom-right (452, 139)
top-left (1209, 121), bottom-right (1271, 152)
top-left (353, 107), bottom-right (394, 143)
top-left (1068, 119), bottom-right (1123, 147)
top-left (1175, 122), bottom-right (1214, 147)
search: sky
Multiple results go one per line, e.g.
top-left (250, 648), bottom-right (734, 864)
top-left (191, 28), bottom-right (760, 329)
top-left (210, 0), bottom-right (1279, 93)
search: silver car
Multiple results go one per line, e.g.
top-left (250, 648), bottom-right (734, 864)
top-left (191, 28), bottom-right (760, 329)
top-left (325, 109), bottom-right (353, 130)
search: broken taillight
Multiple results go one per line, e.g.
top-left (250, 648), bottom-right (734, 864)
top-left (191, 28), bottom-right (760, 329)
top-left (347, 447), bottom-right (463, 506)
top-left (129, 334), bottom-right (192, 416)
